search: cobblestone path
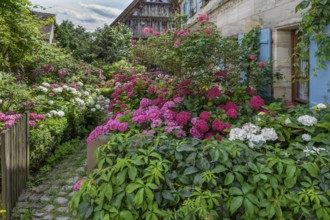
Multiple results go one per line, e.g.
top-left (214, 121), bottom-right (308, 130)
top-left (12, 143), bottom-right (87, 220)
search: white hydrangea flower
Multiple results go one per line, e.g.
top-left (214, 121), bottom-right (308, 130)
top-left (0, 99), bottom-right (3, 104)
top-left (95, 89), bottom-right (100, 93)
top-left (302, 134), bottom-right (311, 142)
top-left (49, 110), bottom-right (57, 115)
top-left (57, 111), bottom-right (65, 117)
top-left (98, 95), bottom-right (104, 101)
top-left (297, 115), bottom-right (318, 126)
top-left (95, 104), bottom-right (101, 110)
top-left (248, 134), bottom-right (265, 148)
top-left (37, 86), bottom-right (48, 93)
top-left (304, 146), bottom-right (326, 156)
top-left (62, 85), bottom-right (69, 89)
top-left (91, 108), bottom-right (96, 112)
top-left (285, 118), bottom-right (292, 124)
top-left (48, 100), bottom-right (54, 105)
top-left (46, 113), bottom-right (51, 118)
top-left (76, 82), bottom-right (84, 87)
top-left (42, 82), bottom-right (50, 87)
top-left (261, 128), bottom-right (278, 141)
top-left (316, 103), bottom-right (327, 109)
top-left (105, 99), bottom-right (110, 105)
top-left (242, 123), bottom-right (261, 139)
top-left (229, 128), bottom-right (247, 141)
top-left (89, 100), bottom-right (95, 105)
top-left (75, 98), bottom-right (85, 105)
top-left (83, 91), bottom-right (90, 96)
top-left (53, 87), bottom-right (63, 93)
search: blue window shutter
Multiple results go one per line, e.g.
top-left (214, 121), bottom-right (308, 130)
top-left (238, 33), bottom-right (246, 82)
top-left (258, 28), bottom-right (272, 97)
top-left (181, 3), bottom-right (185, 14)
top-left (309, 24), bottom-right (330, 106)
top-left (186, 0), bottom-right (190, 17)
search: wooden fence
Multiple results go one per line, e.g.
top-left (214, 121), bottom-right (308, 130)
top-left (0, 113), bottom-right (29, 219)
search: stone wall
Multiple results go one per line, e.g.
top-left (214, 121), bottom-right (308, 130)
top-left (180, 0), bottom-right (305, 101)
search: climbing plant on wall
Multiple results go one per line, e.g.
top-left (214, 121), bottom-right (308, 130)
top-left (295, 0), bottom-right (330, 70)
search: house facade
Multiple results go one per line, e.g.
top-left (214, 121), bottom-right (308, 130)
top-left (111, 0), bottom-right (179, 39)
top-left (32, 11), bottom-right (56, 43)
top-left (178, 0), bottom-right (330, 106)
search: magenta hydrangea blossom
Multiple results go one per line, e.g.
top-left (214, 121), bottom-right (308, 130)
top-left (140, 98), bottom-right (153, 108)
top-left (212, 120), bottom-right (226, 132)
top-left (207, 86), bottom-right (221, 99)
top-left (176, 112), bottom-right (191, 127)
top-left (226, 109), bottom-right (238, 119)
top-left (190, 126), bottom-right (204, 139)
top-left (199, 111), bottom-right (211, 121)
top-left (173, 97), bottom-right (184, 104)
top-left (249, 96), bottom-right (265, 110)
top-left (194, 120), bottom-right (209, 133)
top-left (118, 122), bottom-right (129, 132)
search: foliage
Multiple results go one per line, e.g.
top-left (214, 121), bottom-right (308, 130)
top-left (91, 24), bottom-right (133, 65)
top-left (55, 20), bottom-right (94, 62)
top-left (295, 0), bottom-right (330, 71)
top-left (30, 117), bottom-right (68, 170)
top-left (72, 125), bottom-right (330, 219)
top-left (101, 60), bottom-right (146, 80)
top-left (0, 72), bottom-right (31, 112)
top-left (0, 0), bottom-right (44, 72)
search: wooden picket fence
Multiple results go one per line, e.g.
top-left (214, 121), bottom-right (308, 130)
top-left (0, 113), bottom-right (29, 220)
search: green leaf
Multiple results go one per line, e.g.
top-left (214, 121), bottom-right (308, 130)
top-left (224, 172), bottom-right (235, 185)
top-left (229, 187), bottom-right (243, 196)
top-left (126, 183), bottom-right (142, 193)
top-left (135, 188), bottom-right (144, 205)
top-left (301, 162), bottom-right (319, 178)
top-left (286, 165), bottom-right (296, 178)
top-left (229, 196), bottom-right (243, 214)
top-left (183, 167), bottom-right (199, 175)
top-left (212, 165), bottom-right (227, 173)
top-left (176, 144), bottom-right (197, 152)
top-left (162, 190), bottom-right (175, 201)
top-left (120, 210), bottom-right (134, 220)
top-left (128, 166), bottom-right (138, 181)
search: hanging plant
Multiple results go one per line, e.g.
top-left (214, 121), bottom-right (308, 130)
top-left (295, 0), bottom-right (330, 71)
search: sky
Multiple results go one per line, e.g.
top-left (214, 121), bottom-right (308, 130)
top-left (30, 0), bottom-right (133, 31)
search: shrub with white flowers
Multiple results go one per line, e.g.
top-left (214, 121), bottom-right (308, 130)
top-left (297, 115), bottom-right (318, 126)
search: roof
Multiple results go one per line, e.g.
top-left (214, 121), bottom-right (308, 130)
top-left (111, 0), bottom-right (179, 26)
top-left (32, 11), bottom-right (56, 19)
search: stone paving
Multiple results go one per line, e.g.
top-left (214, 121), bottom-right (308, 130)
top-left (12, 143), bottom-right (87, 220)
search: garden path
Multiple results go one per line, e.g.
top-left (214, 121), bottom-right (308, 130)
top-left (11, 142), bottom-right (87, 220)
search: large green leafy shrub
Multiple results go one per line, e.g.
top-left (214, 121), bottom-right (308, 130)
top-left (30, 117), bottom-right (68, 170)
top-left (71, 129), bottom-right (330, 219)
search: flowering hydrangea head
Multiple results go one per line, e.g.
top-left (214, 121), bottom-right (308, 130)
top-left (190, 126), bottom-right (204, 139)
top-left (118, 122), bottom-right (129, 132)
top-left (151, 119), bottom-right (162, 128)
top-left (199, 111), bottom-right (211, 121)
top-left (194, 120), bottom-right (209, 133)
top-left (207, 86), bottom-right (221, 99)
top-left (74, 179), bottom-right (84, 191)
top-left (212, 120), bottom-right (226, 132)
top-left (249, 96), bottom-right (265, 110)
top-left (175, 111), bottom-right (191, 127)
top-left (163, 101), bottom-right (175, 109)
top-left (176, 129), bottom-right (186, 138)
top-left (226, 109), bottom-right (238, 119)
top-left (29, 120), bottom-right (37, 127)
top-left (315, 103), bottom-right (327, 110)
top-left (297, 115), bottom-right (318, 126)
top-left (163, 109), bottom-right (176, 120)
top-left (146, 108), bottom-right (161, 121)
top-left (302, 133), bottom-right (311, 142)
top-left (140, 98), bottom-right (153, 108)
top-left (173, 97), bottom-right (184, 104)
top-left (205, 132), bottom-right (214, 139)
top-left (229, 128), bottom-right (247, 141)
top-left (261, 128), bottom-right (278, 141)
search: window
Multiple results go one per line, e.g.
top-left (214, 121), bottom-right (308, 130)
top-left (292, 30), bottom-right (309, 103)
top-left (200, 0), bottom-right (210, 7)
top-left (182, 0), bottom-right (197, 17)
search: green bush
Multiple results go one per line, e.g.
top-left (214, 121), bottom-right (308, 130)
top-left (71, 132), bottom-right (330, 219)
top-left (30, 117), bottom-right (68, 170)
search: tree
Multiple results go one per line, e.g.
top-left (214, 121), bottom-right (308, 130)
top-left (55, 20), bottom-right (94, 62)
top-left (0, 0), bottom-right (43, 73)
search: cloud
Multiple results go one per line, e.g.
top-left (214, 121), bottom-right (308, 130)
top-left (58, 9), bottom-right (106, 23)
top-left (80, 3), bottom-right (122, 18)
